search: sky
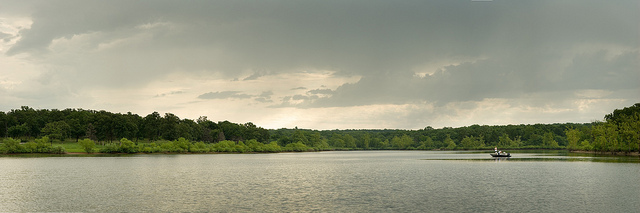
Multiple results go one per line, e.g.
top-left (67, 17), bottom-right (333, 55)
top-left (1, 0), bottom-right (638, 130)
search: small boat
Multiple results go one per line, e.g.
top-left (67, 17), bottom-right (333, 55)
top-left (491, 147), bottom-right (511, 157)
top-left (490, 152), bottom-right (511, 157)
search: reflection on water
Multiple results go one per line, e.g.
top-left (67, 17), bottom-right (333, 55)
top-left (1, 151), bottom-right (639, 212)
top-left (447, 157), bottom-right (640, 163)
top-left (493, 157), bottom-right (510, 162)
top-left (431, 151), bottom-right (640, 163)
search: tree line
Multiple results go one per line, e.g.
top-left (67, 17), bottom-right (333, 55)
top-left (271, 103), bottom-right (639, 153)
top-left (270, 123), bottom-right (587, 150)
top-left (0, 106), bottom-right (270, 144)
top-left (1, 103), bottom-right (638, 154)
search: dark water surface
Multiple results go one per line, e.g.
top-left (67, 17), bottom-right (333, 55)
top-left (1, 151), bottom-right (639, 212)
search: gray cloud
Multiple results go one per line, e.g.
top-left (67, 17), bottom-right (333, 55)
top-left (292, 94), bottom-right (317, 101)
top-left (0, 32), bottom-right (13, 42)
top-left (197, 90), bottom-right (277, 103)
top-left (297, 48), bottom-right (639, 108)
top-left (561, 50), bottom-right (640, 91)
top-left (243, 71), bottom-right (268, 81)
top-left (307, 89), bottom-right (333, 95)
top-left (1, 0), bottom-right (638, 129)
top-left (254, 91), bottom-right (274, 103)
top-left (155, 91), bottom-right (184, 98)
top-left (12, 1), bottom-right (636, 71)
top-left (254, 98), bottom-right (271, 103)
top-left (259, 91), bottom-right (274, 98)
top-left (198, 91), bottom-right (252, 100)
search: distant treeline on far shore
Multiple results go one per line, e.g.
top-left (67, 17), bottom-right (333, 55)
top-left (1, 103), bottom-right (638, 154)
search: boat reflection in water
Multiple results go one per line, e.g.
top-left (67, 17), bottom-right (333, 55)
top-left (493, 157), bottom-right (510, 162)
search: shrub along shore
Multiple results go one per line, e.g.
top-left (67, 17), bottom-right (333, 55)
top-left (1, 137), bottom-right (321, 154)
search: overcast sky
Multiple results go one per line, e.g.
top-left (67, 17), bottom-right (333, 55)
top-left (1, 0), bottom-right (638, 130)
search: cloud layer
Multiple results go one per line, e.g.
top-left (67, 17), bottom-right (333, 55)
top-left (1, 0), bottom-right (638, 129)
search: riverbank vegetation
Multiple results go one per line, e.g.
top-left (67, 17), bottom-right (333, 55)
top-left (1, 103), bottom-right (638, 154)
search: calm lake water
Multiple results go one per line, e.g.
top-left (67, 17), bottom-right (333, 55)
top-left (1, 151), bottom-right (639, 212)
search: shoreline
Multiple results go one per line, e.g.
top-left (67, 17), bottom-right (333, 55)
top-left (4, 149), bottom-right (640, 157)
top-left (570, 150), bottom-right (640, 156)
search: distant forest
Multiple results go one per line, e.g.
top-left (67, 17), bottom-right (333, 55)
top-left (1, 103), bottom-right (638, 154)
top-left (0, 107), bottom-right (270, 143)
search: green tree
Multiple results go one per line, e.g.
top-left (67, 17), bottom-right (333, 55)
top-left (580, 140), bottom-right (593, 151)
top-left (460, 136), bottom-right (473, 149)
top-left (604, 103), bottom-right (640, 123)
top-left (94, 111), bottom-right (116, 143)
top-left (476, 136), bottom-right (485, 148)
top-left (292, 130), bottom-right (309, 145)
top-left (511, 136), bottom-right (523, 147)
top-left (216, 129), bottom-right (226, 142)
top-left (161, 113), bottom-right (180, 141)
top-left (0, 111), bottom-right (6, 138)
top-left (498, 133), bottom-right (513, 148)
top-left (616, 113), bottom-right (640, 152)
top-left (285, 142), bottom-right (310, 152)
top-left (41, 121), bottom-right (71, 142)
top-left (265, 141), bottom-right (282, 152)
top-left (67, 118), bottom-right (85, 142)
top-left (542, 132), bottom-right (559, 148)
top-left (172, 137), bottom-right (191, 152)
top-left (142, 112), bottom-right (162, 141)
top-left (359, 133), bottom-right (371, 149)
top-left (526, 133), bottom-right (543, 146)
top-left (380, 139), bottom-right (390, 149)
top-left (85, 123), bottom-right (98, 142)
top-left (369, 137), bottom-right (383, 149)
top-left (444, 135), bottom-right (456, 150)
top-left (343, 134), bottom-right (357, 148)
top-left (119, 138), bottom-right (137, 153)
top-left (197, 116), bottom-right (216, 143)
top-left (78, 139), bottom-right (96, 153)
top-left (34, 136), bottom-right (51, 152)
top-left (308, 132), bottom-right (328, 149)
top-left (330, 134), bottom-right (345, 148)
top-left (417, 136), bottom-right (434, 150)
top-left (8, 123), bottom-right (29, 139)
top-left (219, 121), bottom-right (242, 141)
top-left (1, 138), bottom-right (24, 153)
top-left (590, 122), bottom-right (621, 152)
top-left (391, 134), bottom-right (414, 149)
top-left (565, 128), bottom-right (580, 150)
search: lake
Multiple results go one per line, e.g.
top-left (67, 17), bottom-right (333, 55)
top-left (1, 151), bottom-right (639, 212)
